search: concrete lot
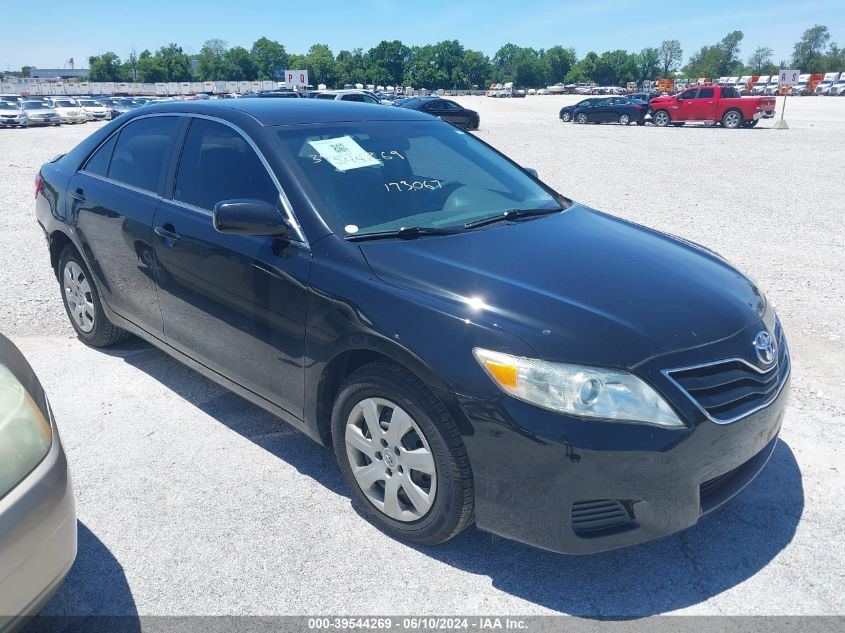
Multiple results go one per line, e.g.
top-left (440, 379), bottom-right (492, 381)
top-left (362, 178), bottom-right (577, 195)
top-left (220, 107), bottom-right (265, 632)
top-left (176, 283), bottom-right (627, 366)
top-left (1, 95), bottom-right (844, 617)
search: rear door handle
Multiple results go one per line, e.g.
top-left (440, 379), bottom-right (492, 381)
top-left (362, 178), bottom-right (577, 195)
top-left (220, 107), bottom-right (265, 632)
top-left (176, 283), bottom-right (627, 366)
top-left (154, 224), bottom-right (181, 242)
top-left (69, 188), bottom-right (85, 202)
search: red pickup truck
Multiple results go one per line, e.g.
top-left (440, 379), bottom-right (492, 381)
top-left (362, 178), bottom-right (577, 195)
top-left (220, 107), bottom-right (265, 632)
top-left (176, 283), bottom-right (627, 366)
top-left (649, 85), bottom-right (777, 128)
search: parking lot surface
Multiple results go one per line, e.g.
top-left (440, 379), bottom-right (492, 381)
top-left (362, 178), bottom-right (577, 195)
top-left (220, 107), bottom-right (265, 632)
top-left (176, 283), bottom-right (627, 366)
top-left (1, 96), bottom-right (843, 617)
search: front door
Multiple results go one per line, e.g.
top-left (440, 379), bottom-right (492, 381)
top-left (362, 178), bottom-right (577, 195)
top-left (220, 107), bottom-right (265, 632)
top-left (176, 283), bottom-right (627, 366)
top-left (152, 117), bottom-right (311, 416)
top-left (675, 88), bottom-right (699, 120)
top-left (425, 100), bottom-right (468, 127)
top-left (687, 87), bottom-right (717, 120)
top-left (70, 115), bottom-right (183, 336)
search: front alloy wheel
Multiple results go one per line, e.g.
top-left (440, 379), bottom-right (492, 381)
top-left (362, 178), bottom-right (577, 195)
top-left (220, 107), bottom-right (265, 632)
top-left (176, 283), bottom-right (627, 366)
top-left (344, 397), bottom-right (436, 521)
top-left (561, 111), bottom-right (572, 122)
top-left (653, 110), bottom-right (670, 127)
top-left (332, 360), bottom-right (474, 545)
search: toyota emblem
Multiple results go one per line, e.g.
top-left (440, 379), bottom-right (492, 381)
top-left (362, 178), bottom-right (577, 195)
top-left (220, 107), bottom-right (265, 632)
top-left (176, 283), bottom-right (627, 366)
top-left (753, 331), bottom-right (777, 366)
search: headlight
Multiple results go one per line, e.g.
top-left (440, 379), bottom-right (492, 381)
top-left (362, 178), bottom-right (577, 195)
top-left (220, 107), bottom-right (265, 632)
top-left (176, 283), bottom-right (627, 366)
top-left (473, 348), bottom-right (684, 428)
top-left (0, 364), bottom-right (53, 500)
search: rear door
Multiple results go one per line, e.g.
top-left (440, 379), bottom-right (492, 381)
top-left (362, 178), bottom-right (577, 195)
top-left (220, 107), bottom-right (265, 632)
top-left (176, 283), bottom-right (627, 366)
top-left (151, 116), bottom-right (310, 416)
top-left (69, 114), bottom-right (183, 337)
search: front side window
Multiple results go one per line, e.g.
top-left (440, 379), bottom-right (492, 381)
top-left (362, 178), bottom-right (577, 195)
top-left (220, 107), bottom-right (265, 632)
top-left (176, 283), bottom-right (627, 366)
top-left (341, 94), bottom-right (365, 102)
top-left (175, 118), bottom-right (279, 211)
top-left (275, 120), bottom-right (562, 236)
top-left (109, 116), bottom-right (180, 193)
top-left (576, 99), bottom-right (592, 107)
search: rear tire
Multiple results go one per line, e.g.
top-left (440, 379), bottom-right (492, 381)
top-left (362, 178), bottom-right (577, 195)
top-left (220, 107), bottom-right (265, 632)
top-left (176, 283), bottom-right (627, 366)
top-left (652, 109), bottom-right (670, 127)
top-left (331, 360), bottom-right (474, 546)
top-left (58, 245), bottom-right (130, 348)
top-left (722, 109), bottom-right (743, 129)
top-left (575, 112), bottom-right (588, 124)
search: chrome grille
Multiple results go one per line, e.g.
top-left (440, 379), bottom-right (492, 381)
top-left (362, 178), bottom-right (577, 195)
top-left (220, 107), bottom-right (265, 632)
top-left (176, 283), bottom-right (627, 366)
top-left (664, 321), bottom-right (789, 424)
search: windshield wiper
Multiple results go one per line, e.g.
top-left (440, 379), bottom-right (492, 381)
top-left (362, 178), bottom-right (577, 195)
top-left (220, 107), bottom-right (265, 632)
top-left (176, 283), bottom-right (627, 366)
top-left (346, 226), bottom-right (461, 242)
top-left (463, 207), bottom-right (563, 230)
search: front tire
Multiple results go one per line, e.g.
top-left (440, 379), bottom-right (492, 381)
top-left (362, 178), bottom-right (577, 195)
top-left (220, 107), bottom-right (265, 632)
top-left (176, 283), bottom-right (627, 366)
top-left (58, 245), bottom-right (129, 347)
top-left (332, 360), bottom-right (474, 545)
top-left (652, 109), bottom-right (670, 127)
top-left (561, 111), bottom-right (572, 122)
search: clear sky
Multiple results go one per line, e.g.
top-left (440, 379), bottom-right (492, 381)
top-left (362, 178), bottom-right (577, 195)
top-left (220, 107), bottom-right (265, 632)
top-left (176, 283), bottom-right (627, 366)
top-left (2, 0), bottom-right (843, 72)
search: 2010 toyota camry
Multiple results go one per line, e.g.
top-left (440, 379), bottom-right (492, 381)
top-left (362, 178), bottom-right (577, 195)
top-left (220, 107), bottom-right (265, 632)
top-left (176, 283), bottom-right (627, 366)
top-left (34, 99), bottom-right (790, 554)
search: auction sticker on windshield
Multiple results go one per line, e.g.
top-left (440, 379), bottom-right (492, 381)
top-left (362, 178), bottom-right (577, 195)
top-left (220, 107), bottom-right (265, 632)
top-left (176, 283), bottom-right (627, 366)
top-left (308, 136), bottom-right (381, 171)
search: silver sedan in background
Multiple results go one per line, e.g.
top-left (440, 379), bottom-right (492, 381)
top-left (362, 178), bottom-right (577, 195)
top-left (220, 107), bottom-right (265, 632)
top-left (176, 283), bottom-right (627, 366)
top-left (19, 102), bottom-right (60, 127)
top-left (0, 334), bottom-right (76, 633)
top-left (0, 102), bottom-right (27, 128)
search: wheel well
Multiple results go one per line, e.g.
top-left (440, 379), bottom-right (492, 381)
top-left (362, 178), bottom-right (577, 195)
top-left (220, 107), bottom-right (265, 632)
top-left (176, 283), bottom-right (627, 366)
top-left (315, 349), bottom-right (391, 444)
top-left (49, 231), bottom-right (73, 278)
top-left (724, 108), bottom-right (743, 119)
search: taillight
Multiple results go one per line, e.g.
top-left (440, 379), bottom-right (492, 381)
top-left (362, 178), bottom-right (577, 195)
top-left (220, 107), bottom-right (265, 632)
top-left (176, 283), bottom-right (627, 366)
top-left (34, 173), bottom-right (42, 200)
top-left (636, 105), bottom-right (645, 109)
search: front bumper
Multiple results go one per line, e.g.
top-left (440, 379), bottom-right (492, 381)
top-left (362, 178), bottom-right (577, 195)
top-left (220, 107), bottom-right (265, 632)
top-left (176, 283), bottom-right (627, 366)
top-left (0, 118), bottom-right (26, 126)
top-left (457, 318), bottom-right (790, 554)
top-left (58, 114), bottom-right (87, 124)
top-left (25, 117), bottom-right (59, 126)
top-left (0, 408), bottom-right (76, 631)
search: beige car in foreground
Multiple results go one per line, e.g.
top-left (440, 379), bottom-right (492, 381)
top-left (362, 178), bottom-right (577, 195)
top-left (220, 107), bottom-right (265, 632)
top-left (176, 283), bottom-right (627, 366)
top-left (0, 334), bottom-right (76, 633)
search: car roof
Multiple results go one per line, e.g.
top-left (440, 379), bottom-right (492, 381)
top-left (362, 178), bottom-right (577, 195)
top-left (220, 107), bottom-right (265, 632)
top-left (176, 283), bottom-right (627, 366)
top-left (136, 98), bottom-right (433, 126)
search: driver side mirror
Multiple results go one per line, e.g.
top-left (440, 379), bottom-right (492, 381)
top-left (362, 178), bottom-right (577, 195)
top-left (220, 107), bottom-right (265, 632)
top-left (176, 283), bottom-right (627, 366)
top-left (212, 199), bottom-right (290, 238)
top-left (524, 167), bottom-right (538, 179)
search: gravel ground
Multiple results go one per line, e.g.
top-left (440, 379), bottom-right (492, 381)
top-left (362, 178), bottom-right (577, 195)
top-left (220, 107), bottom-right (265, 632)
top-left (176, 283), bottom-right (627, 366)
top-left (1, 97), bottom-right (843, 618)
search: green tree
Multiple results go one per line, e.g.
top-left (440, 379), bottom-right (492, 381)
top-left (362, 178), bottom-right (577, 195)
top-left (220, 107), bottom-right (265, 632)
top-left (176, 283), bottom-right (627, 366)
top-left (88, 52), bottom-right (123, 82)
top-left (747, 46), bottom-right (775, 74)
top-left (792, 25), bottom-right (831, 72)
top-left (592, 49), bottom-right (637, 85)
top-left (543, 46), bottom-right (577, 84)
top-left (156, 43), bottom-right (192, 82)
top-left (366, 40), bottom-right (409, 86)
top-left (136, 49), bottom-right (165, 82)
top-left (492, 43), bottom-right (522, 80)
top-left (637, 47), bottom-right (661, 82)
top-left (251, 37), bottom-right (288, 80)
top-left (826, 43), bottom-right (845, 71)
top-left (306, 44), bottom-right (337, 86)
top-left (432, 40), bottom-right (465, 87)
top-left (718, 30), bottom-right (744, 75)
top-left (197, 39), bottom-right (228, 80)
top-left (511, 47), bottom-right (548, 88)
top-left (659, 39), bottom-right (683, 77)
top-left (461, 50), bottom-right (492, 88)
top-left (222, 46), bottom-right (259, 81)
top-left (405, 45), bottom-right (447, 88)
top-left (335, 49), bottom-right (365, 86)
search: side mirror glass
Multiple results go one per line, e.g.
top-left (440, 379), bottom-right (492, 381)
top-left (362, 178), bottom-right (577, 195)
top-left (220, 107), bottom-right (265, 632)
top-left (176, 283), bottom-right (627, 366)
top-left (212, 199), bottom-right (290, 238)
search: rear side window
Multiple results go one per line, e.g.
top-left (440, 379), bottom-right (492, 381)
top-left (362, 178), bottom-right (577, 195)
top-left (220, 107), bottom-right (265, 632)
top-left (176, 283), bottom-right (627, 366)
top-left (341, 94), bottom-right (364, 102)
top-left (108, 116), bottom-right (180, 193)
top-left (83, 135), bottom-right (117, 177)
top-left (174, 118), bottom-right (279, 212)
top-left (698, 88), bottom-right (715, 99)
top-left (720, 87), bottom-right (739, 98)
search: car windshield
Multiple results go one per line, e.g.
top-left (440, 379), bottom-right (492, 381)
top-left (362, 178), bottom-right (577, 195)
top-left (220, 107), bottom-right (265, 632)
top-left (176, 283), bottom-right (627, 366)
top-left (78, 100), bottom-right (97, 106)
top-left (0, 102), bottom-right (18, 110)
top-left (54, 100), bottom-right (75, 107)
top-left (23, 102), bottom-right (49, 110)
top-left (274, 120), bottom-right (562, 236)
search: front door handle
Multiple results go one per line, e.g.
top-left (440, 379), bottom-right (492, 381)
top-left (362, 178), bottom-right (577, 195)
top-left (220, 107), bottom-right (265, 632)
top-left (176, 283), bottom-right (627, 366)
top-left (154, 224), bottom-right (181, 242)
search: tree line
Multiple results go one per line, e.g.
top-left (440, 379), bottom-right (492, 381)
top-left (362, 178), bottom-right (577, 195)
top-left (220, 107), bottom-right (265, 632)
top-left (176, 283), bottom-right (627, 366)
top-left (27, 24), bottom-right (844, 89)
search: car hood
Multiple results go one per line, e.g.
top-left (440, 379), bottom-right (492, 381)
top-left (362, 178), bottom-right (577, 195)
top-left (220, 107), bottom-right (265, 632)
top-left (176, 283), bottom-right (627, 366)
top-left (356, 205), bottom-right (765, 368)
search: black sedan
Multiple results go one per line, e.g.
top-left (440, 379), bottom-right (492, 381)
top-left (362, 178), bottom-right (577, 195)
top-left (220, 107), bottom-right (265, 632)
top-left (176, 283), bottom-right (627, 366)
top-left (560, 96), bottom-right (647, 125)
top-left (397, 96), bottom-right (479, 130)
top-left (35, 99), bottom-right (788, 554)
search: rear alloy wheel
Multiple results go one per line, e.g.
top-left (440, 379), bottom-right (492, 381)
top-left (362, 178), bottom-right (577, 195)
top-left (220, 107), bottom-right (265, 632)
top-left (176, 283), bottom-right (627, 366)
top-left (722, 110), bottom-right (742, 129)
top-left (652, 110), bottom-right (670, 127)
top-left (619, 113), bottom-right (631, 125)
top-left (576, 112), bottom-right (588, 124)
top-left (561, 111), bottom-right (572, 122)
top-left (332, 360), bottom-right (473, 545)
top-left (58, 245), bottom-right (129, 347)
